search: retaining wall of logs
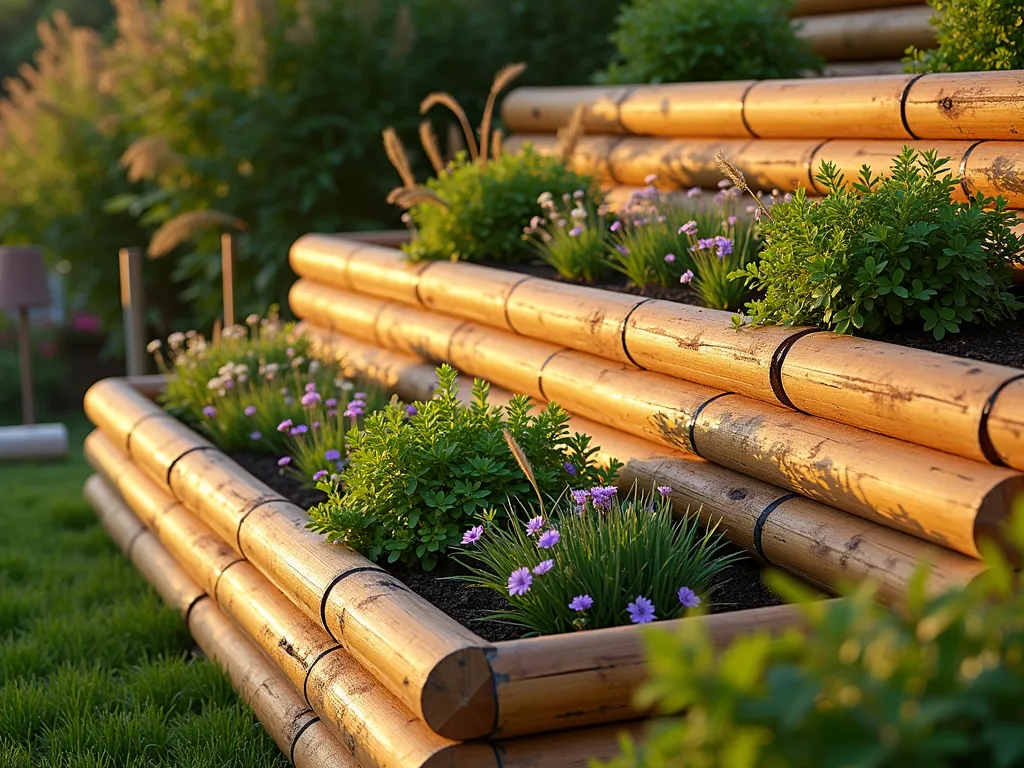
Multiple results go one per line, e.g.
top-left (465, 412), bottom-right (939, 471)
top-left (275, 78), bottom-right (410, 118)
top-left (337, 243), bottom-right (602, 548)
top-left (84, 376), bottom-right (812, 766)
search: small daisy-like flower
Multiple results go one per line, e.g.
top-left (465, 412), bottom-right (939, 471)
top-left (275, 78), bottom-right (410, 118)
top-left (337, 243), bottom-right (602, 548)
top-left (507, 567), bottom-right (533, 597)
top-left (462, 525), bottom-right (483, 545)
top-left (783, 193), bottom-right (793, 203)
top-left (288, 425), bottom-right (307, 436)
top-left (664, 253), bottom-right (676, 263)
top-left (680, 269), bottom-right (694, 284)
top-left (678, 587), bottom-right (701, 608)
top-left (313, 470), bottom-right (329, 482)
top-left (569, 595), bottom-right (593, 612)
top-left (678, 220), bottom-right (698, 236)
top-left (250, 431), bottom-right (261, 440)
top-left (615, 244), bottom-right (629, 255)
top-left (627, 596), bottom-right (656, 624)
top-left (537, 191), bottom-right (553, 206)
top-left (714, 236), bottom-right (734, 258)
top-left (324, 449), bottom-right (341, 461)
top-left (609, 220), bottom-right (622, 232)
top-left (537, 529), bottom-right (560, 549)
top-left (278, 456), bottom-right (292, 467)
top-left (244, 405), bottom-right (257, 417)
top-left (202, 406), bottom-right (216, 418)
top-left (525, 516), bottom-right (545, 537)
top-left (657, 486), bottom-right (673, 497)
top-left (686, 187), bottom-right (702, 198)
top-left (532, 560), bottom-right (554, 575)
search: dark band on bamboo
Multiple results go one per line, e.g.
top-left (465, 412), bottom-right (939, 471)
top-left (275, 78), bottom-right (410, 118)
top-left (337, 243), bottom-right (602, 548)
top-left (302, 644), bottom-right (344, 707)
top-left (212, 557), bottom-right (246, 603)
top-left (125, 411), bottom-right (174, 456)
top-left (444, 320), bottom-right (473, 366)
top-left (806, 138), bottom-right (834, 190)
top-left (769, 328), bottom-right (824, 410)
top-left (604, 137), bottom-right (629, 185)
top-left (688, 392), bottom-right (732, 457)
top-left (899, 73), bottom-right (927, 140)
top-left (183, 593), bottom-right (209, 626)
top-left (978, 373), bottom-right (1024, 466)
top-left (619, 298), bottom-right (653, 369)
top-left (958, 140), bottom-right (986, 200)
top-left (500, 276), bottom-right (535, 335)
top-left (126, 527), bottom-right (148, 560)
top-left (753, 493), bottom-right (799, 562)
top-left (536, 348), bottom-right (566, 402)
top-left (612, 86), bottom-right (638, 134)
top-left (483, 647), bottom-right (503, 737)
top-left (288, 713), bottom-right (319, 766)
top-left (319, 566), bottom-right (389, 641)
top-left (164, 444), bottom-right (215, 489)
top-left (738, 80), bottom-right (761, 139)
top-left (234, 496), bottom-right (292, 556)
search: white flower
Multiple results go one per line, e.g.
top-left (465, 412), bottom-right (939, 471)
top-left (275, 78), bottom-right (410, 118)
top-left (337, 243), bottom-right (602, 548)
top-left (572, 189), bottom-right (585, 200)
top-left (245, 314), bottom-right (260, 326)
top-left (308, 360), bottom-right (321, 373)
top-left (291, 356), bottom-right (305, 368)
top-left (537, 192), bottom-right (553, 206)
top-left (168, 332), bottom-right (186, 347)
top-left (570, 207), bottom-right (587, 221)
top-left (146, 339), bottom-right (162, 354)
top-left (644, 173), bottom-right (658, 185)
top-left (337, 380), bottom-right (354, 391)
top-left (718, 179), bottom-right (732, 189)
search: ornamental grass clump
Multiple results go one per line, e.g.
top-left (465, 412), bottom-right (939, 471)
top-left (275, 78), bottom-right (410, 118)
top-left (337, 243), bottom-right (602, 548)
top-left (728, 147), bottom-right (1023, 338)
top-left (604, 506), bottom-right (1024, 768)
top-left (308, 364), bottom-right (618, 570)
top-left (457, 456), bottom-right (740, 635)
top-left (383, 64), bottom-right (600, 264)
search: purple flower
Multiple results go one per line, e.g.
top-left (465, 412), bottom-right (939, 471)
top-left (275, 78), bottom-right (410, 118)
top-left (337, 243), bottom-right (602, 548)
top-left (610, 220), bottom-right (622, 232)
top-left (591, 486), bottom-right (618, 510)
top-left (678, 220), bottom-right (698, 236)
top-left (244, 405), bottom-right (257, 417)
top-left (324, 449), bottom-right (341, 461)
top-left (714, 236), bottom-right (734, 258)
top-left (250, 431), bottom-right (261, 440)
top-left (280, 387), bottom-right (290, 396)
top-left (304, 382), bottom-right (317, 393)
top-left (325, 398), bottom-right (338, 408)
top-left (615, 244), bottom-right (629, 256)
top-left (686, 187), bottom-right (702, 198)
top-left (717, 179), bottom-right (732, 190)
top-left (532, 559), bottom-right (554, 575)
top-left (627, 596), bottom-right (656, 624)
top-left (405, 404), bottom-right (418, 416)
top-left (327, 409), bottom-right (338, 418)
top-left (783, 193), bottom-right (793, 203)
top-left (312, 421), bottom-right (321, 430)
top-left (537, 529), bottom-right (560, 549)
top-left (278, 456), bottom-right (292, 467)
top-left (202, 406), bottom-right (216, 418)
top-left (727, 216), bottom-right (737, 226)
top-left (571, 488), bottom-right (591, 509)
top-left (462, 525), bottom-right (483, 545)
top-left (678, 587), bottom-right (701, 608)
top-left (693, 237), bottom-right (717, 252)
top-left (290, 425), bottom-right (308, 436)
top-left (354, 392), bottom-right (368, 400)
top-left (569, 594), bottom-right (594, 612)
top-left (301, 391), bottom-right (321, 407)
top-left (657, 486), bottom-right (673, 497)
top-left (680, 269), bottom-right (694, 284)
top-left (525, 516), bottom-right (545, 537)
top-left (507, 567), bottom-right (533, 596)
top-left (284, 396), bottom-right (294, 406)
top-left (563, 462), bottom-right (577, 475)
top-left (569, 226), bottom-right (583, 237)
top-left (664, 253), bottom-right (676, 263)
top-left (313, 470), bottom-right (328, 482)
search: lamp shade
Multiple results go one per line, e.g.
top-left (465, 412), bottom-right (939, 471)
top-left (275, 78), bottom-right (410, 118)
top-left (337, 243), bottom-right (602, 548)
top-left (0, 246), bottom-right (51, 310)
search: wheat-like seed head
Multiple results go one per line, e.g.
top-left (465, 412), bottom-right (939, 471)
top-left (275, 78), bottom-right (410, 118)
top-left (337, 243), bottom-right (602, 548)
top-left (491, 128), bottom-right (503, 160)
top-left (382, 127), bottom-right (416, 188)
top-left (556, 104), bottom-right (585, 165)
top-left (421, 92), bottom-right (478, 161)
top-left (418, 121), bottom-right (445, 175)
top-left (148, 210), bottom-right (247, 258)
top-left (503, 429), bottom-right (545, 519)
top-left (715, 150), bottom-right (773, 220)
top-left (479, 62), bottom-right (526, 168)
top-left (120, 135), bottom-right (179, 182)
top-left (386, 187), bottom-right (448, 210)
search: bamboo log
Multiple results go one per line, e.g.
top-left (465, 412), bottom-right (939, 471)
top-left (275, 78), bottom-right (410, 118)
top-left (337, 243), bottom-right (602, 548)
top-left (987, 378), bottom-right (1024, 471)
top-left (416, 261), bottom-right (532, 331)
top-left (795, 6), bottom-right (936, 61)
top-left (289, 233), bottom-right (366, 289)
top-left (505, 279), bottom-right (645, 365)
top-left (290, 279), bottom-right (383, 344)
top-left (0, 423), bottom-right (68, 462)
top-left (336, 230), bottom-right (411, 249)
top-left (448, 323), bottom-right (554, 400)
top-left (346, 243), bottom-right (431, 306)
top-left (744, 75), bottom-right (915, 139)
top-left (792, 0), bottom-right (925, 16)
top-left (127, 413), bottom-right (214, 493)
top-left (962, 141), bottom-right (1024, 208)
top-left (500, 85), bottom-right (634, 135)
top-left (820, 60), bottom-right (905, 76)
top-left (905, 71), bottom-right (1024, 141)
top-left (376, 303), bottom-right (467, 363)
top-left (84, 377), bottom-right (165, 452)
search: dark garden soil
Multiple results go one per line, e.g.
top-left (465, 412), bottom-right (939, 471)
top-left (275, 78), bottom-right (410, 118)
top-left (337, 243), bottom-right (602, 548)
top-left (230, 450), bottom-right (784, 642)
top-left (484, 259), bottom-right (1024, 370)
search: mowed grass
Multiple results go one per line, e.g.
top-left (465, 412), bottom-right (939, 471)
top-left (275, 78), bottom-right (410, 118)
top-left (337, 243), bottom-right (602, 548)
top-left (0, 417), bottom-right (288, 768)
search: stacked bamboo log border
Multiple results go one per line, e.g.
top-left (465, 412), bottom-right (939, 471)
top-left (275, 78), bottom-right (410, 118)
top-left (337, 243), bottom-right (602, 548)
top-left (289, 237), bottom-right (1024, 476)
top-left (84, 377), bottom-right (810, 750)
top-left (793, 5), bottom-right (935, 61)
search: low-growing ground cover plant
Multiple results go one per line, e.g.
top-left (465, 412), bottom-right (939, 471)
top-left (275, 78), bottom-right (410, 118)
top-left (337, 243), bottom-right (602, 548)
top-left (727, 147), bottom-right (1023, 338)
top-left (308, 364), bottom-right (619, 570)
top-left (604, 507), bottom-right (1024, 768)
top-left (906, 0), bottom-right (1024, 73)
top-left (149, 311), bottom-right (384, 472)
top-left (457, 465), bottom-right (740, 635)
top-left (383, 64), bottom-right (599, 264)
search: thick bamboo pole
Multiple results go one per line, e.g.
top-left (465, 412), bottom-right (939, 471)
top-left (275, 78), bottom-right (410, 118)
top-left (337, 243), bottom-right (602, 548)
top-left (962, 141), bottom-right (1024, 208)
top-left (417, 261), bottom-right (531, 332)
top-left (791, 0), bottom-right (924, 16)
top-left (794, 6), bottom-right (936, 61)
top-left (905, 71), bottom-right (1024, 141)
top-left (83, 475), bottom-right (356, 768)
top-left (289, 233), bottom-right (366, 289)
top-left (0, 423), bottom-right (68, 462)
top-left (376, 303), bottom-right (467, 363)
top-left (336, 230), bottom-right (411, 248)
top-left (299, 325), bottom-right (987, 608)
top-left (820, 60), bottom-right (905, 76)
top-left (289, 279), bottom-right (384, 345)
top-left (988, 379), bottom-right (1024, 470)
top-left (84, 377), bottom-right (166, 452)
top-left (127, 413), bottom-right (214, 493)
top-left (346, 244), bottom-right (431, 306)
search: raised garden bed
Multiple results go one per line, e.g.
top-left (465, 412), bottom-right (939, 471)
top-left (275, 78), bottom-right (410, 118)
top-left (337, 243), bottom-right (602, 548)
top-left (83, 375), bottom-right (811, 768)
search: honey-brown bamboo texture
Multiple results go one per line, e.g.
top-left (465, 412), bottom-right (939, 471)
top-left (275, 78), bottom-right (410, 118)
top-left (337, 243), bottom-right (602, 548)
top-left (793, 5), bottom-right (936, 61)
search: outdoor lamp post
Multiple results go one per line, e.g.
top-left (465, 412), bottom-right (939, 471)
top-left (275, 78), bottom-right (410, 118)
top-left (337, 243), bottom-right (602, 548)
top-left (0, 245), bottom-right (51, 425)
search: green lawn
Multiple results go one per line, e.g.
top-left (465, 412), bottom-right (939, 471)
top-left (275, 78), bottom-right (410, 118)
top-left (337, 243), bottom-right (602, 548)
top-left (0, 417), bottom-right (288, 768)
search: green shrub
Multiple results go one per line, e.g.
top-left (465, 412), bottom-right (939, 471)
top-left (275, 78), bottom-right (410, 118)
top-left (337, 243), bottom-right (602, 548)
top-left (596, 0), bottom-right (821, 85)
top-left (604, 509), bottom-right (1024, 768)
top-left (907, 0), bottom-right (1024, 73)
top-left (308, 364), bottom-right (618, 570)
top-left (524, 188), bottom-right (612, 282)
top-left (457, 480), bottom-right (739, 635)
top-left (733, 147), bottom-right (1022, 338)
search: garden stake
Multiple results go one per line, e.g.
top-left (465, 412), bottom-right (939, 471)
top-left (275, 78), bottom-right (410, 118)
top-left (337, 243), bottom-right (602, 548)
top-left (221, 232), bottom-right (235, 328)
top-left (119, 247), bottom-right (146, 377)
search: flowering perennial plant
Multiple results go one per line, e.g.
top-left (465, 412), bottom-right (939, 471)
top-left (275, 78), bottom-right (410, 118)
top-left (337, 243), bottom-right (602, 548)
top-left (307, 364), bottom-right (618, 571)
top-left (456, 481), bottom-right (739, 635)
top-left (524, 188), bottom-right (612, 282)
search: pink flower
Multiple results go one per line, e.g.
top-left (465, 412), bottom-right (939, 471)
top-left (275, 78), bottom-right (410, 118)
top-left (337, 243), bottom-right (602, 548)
top-left (277, 456), bottom-right (291, 467)
top-left (507, 567), bottom-right (533, 596)
top-left (301, 391), bottom-right (321, 407)
top-left (678, 220), bottom-right (698, 236)
top-left (462, 525), bottom-right (483, 545)
top-left (627, 596), bottom-right (656, 624)
top-left (664, 253), bottom-right (676, 263)
top-left (244, 405), bottom-right (257, 417)
top-left (686, 187), bottom-right (702, 198)
top-left (532, 560), bottom-right (554, 575)
top-left (678, 587), bottom-right (701, 608)
top-left (277, 419), bottom-right (293, 432)
top-left (537, 529), bottom-right (560, 549)
top-left (609, 220), bottom-right (622, 232)
top-left (680, 270), bottom-right (694, 284)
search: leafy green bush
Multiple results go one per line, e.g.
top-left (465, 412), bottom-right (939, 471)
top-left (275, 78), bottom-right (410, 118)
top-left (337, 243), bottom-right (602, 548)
top-left (457, 481), bottom-right (739, 635)
top-left (524, 188), bottom-right (612, 282)
top-left (605, 509), bottom-right (1024, 768)
top-left (733, 147), bottom-right (1022, 338)
top-left (308, 364), bottom-right (618, 570)
top-left (906, 0), bottom-right (1024, 72)
top-left (595, 0), bottom-right (821, 85)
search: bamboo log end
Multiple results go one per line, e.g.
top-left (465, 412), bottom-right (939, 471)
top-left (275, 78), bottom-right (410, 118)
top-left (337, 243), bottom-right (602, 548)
top-left (421, 645), bottom-right (497, 741)
top-left (976, 472), bottom-right (1024, 559)
top-left (421, 742), bottom-right (500, 768)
